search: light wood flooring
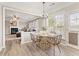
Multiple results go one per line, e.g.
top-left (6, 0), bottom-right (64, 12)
top-left (0, 35), bottom-right (79, 56)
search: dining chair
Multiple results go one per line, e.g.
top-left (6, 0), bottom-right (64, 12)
top-left (54, 35), bottom-right (62, 54)
top-left (30, 33), bottom-right (41, 47)
top-left (30, 33), bottom-right (52, 50)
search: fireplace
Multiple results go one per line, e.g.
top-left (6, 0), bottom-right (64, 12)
top-left (11, 28), bottom-right (18, 34)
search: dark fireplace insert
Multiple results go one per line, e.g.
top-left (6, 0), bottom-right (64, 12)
top-left (11, 28), bottom-right (18, 34)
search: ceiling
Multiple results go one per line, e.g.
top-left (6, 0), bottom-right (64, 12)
top-left (1, 2), bottom-right (43, 16)
top-left (5, 9), bottom-right (39, 22)
top-left (0, 2), bottom-right (76, 22)
top-left (0, 2), bottom-right (75, 16)
top-left (44, 2), bottom-right (75, 13)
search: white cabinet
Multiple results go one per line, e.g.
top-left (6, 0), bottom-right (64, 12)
top-left (21, 31), bottom-right (32, 44)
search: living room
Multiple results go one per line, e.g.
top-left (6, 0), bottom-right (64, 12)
top-left (0, 2), bottom-right (79, 56)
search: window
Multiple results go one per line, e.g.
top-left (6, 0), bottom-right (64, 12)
top-left (54, 14), bottom-right (65, 38)
top-left (55, 14), bottom-right (64, 31)
top-left (47, 14), bottom-right (55, 32)
top-left (48, 16), bottom-right (55, 27)
top-left (69, 13), bottom-right (79, 31)
top-left (48, 14), bottom-right (64, 28)
top-left (70, 13), bottom-right (79, 26)
top-left (47, 14), bottom-right (65, 38)
top-left (55, 14), bottom-right (64, 27)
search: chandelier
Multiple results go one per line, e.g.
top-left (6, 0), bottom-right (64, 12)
top-left (42, 2), bottom-right (55, 18)
top-left (42, 2), bottom-right (48, 19)
top-left (41, 2), bottom-right (48, 30)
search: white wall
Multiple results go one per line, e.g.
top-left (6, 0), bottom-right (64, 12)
top-left (18, 20), bottom-right (27, 29)
top-left (28, 18), bottom-right (45, 32)
top-left (5, 20), bottom-right (27, 34)
top-left (0, 5), bottom-right (3, 51)
top-left (38, 18), bottom-right (44, 31)
top-left (5, 20), bottom-right (10, 34)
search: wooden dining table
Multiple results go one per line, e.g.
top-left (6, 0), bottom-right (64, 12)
top-left (36, 32), bottom-right (58, 56)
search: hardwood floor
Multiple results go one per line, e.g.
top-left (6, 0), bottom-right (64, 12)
top-left (0, 35), bottom-right (79, 56)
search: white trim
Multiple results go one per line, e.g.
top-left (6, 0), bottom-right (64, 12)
top-left (1, 6), bottom-right (39, 17)
top-left (21, 40), bottom-right (32, 44)
top-left (61, 42), bottom-right (79, 49)
top-left (68, 44), bottom-right (79, 49)
top-left (2, 7), bottom-right (5, 48)
top-left (0, 47), bottom-right (2, 51)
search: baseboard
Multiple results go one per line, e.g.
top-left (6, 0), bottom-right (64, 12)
top-left (68, 44), bottom-right (79, 49)
top-left (60, 43), bottom-right (67, 46)
top-left (0, 47), bottom-right (2, 51)
top-left (21, 40), bottom-right (32, 44)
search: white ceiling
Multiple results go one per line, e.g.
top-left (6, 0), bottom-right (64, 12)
top-left (44, 2), bottom-right (75, 13)
top-left (0, 2), bottom-right (75, 16)
top-left (5, 9), bottom-right (39, 22)
top-left (0, 2), bottom-right (76, 22)
top-left (1, 2), bottom-right (43, 16)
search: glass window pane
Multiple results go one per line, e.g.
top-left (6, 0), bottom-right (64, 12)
top-left (69, 12), bottom-right (79, 31)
